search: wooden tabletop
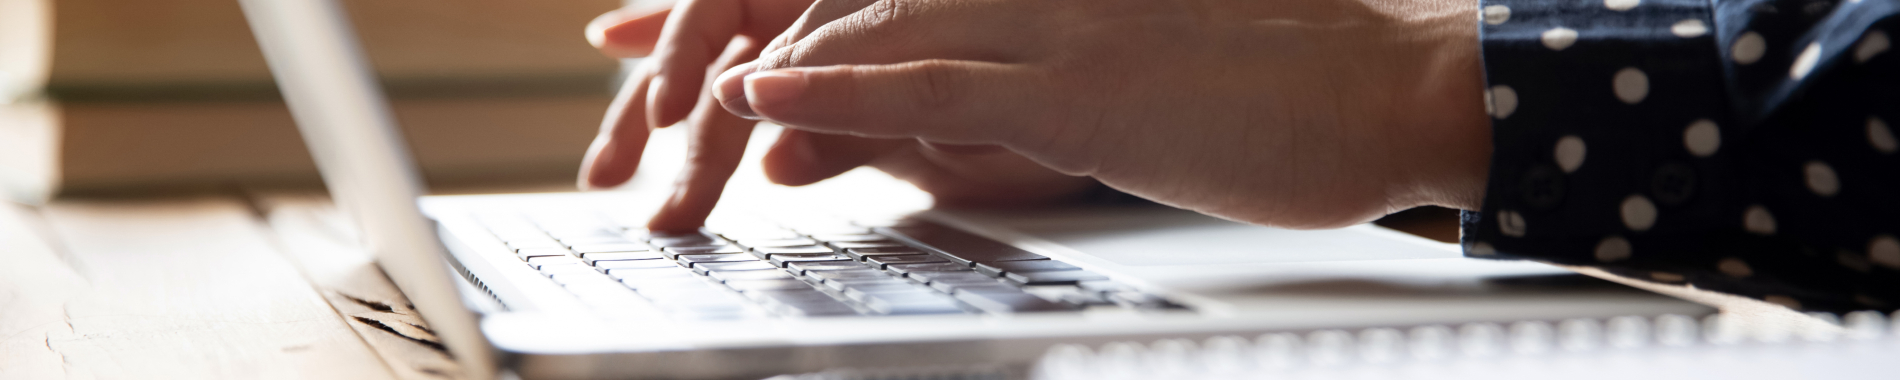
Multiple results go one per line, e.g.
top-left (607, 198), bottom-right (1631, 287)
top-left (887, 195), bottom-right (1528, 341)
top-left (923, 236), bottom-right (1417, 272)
top-left (0, 194), bottom-right (456, 379)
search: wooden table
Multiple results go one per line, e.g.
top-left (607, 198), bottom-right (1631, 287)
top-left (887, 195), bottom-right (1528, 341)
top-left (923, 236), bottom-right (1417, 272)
top-left (0, 194), bottom-right (458, 380)
top-left (0, 191), bottom-right (1828, 379)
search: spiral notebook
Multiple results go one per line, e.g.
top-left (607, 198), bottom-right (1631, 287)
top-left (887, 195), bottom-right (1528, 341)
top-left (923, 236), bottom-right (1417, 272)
top-left (1028, 311), bottom-right (1900, 380)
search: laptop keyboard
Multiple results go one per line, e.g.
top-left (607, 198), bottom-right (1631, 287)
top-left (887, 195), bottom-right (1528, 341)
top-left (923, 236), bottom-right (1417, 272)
top-left (476, 214), bottom-right (1186, 320)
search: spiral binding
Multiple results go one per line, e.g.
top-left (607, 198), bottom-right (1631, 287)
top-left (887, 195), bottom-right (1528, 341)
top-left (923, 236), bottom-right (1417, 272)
top-left (1034, 311), bottom-right (1900, 380)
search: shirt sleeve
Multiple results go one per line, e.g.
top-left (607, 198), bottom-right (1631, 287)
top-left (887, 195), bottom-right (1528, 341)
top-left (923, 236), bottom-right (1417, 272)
top-left (1461, 0), bottom-right (1900, 313)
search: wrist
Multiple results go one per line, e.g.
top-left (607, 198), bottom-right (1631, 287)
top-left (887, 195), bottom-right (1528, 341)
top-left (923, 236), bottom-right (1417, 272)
top-left (1386, 0), bottom-right (1492, 211)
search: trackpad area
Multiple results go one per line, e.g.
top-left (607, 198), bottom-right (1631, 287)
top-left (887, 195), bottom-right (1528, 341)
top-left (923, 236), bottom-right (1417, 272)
top-left (947, 206), bottom-right (1459, 267)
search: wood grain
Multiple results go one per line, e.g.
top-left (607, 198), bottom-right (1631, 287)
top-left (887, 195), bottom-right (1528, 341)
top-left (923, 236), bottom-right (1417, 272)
top-left (255, 194), bottom-right (464, 380)
top-left (0, 197), bottom-right (396, 379)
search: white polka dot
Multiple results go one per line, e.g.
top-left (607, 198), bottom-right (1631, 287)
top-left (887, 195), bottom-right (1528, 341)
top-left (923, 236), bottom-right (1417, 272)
top-left (1733, 32), bottom-right (1767, 65)
top-left (1857, 30), bottom-right (1890, 64)
top-left (1869, 116), bottom-right (1896, 154)
top-left (1744, 205), bottom-right (1776, 235)
top-left (1489, 85), bottom-right (1518, 119)
top-left (1871, 235), bottom-right (1900, 269)
top-left (1605, 0), bottom-right (1641, 11)
top-left (1499, 210), bottom-right (1527, 237)
top-left (1596, 236), bottom-right (1632, 262)
top-left (1683, 119), bottom-right (1720, 157)
top-left (1671, 19), bottom-right (1708, 38)
top-left (1469, 241), bottom-right (1497, 256)
top-left (1650, 272), bottom-right (1685, 282)
top-left (1543, 28), bottom-right (1580, 51)
top-left (1621, 195), bottom-right (1658, 232)
top-left (1804, 160), bottom-right (1839, 197)
top-left (1791, 42), bottom-right (1823, 79)
top-left (1613, 67), bottom-right (1648, 104)
top-left (1483, 5), bottom-right (1512, 25)
top-left (1718, 257), bottom-right (1754, 277)
top-left (1555, 136), bottom-right (1587, 173)
top-left (1763, 295), bottom-right (1800, 309)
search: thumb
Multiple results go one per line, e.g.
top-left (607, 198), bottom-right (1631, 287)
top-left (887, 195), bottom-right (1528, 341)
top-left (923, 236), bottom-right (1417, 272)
top-left (741, 60), bottom-right (1055, 147)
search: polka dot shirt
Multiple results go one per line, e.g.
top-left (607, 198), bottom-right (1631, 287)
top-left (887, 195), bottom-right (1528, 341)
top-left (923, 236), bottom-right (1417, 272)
top-left (1462, 0), bottom-right (1899, 313)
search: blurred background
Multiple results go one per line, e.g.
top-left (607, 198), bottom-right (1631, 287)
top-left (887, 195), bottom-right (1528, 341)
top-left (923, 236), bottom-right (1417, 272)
top-left (0, 0), bottom-right (629, 202)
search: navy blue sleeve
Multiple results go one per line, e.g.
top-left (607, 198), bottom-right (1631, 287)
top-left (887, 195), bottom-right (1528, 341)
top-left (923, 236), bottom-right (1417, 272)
top-left (1461, 0), bottom-right (1900, 313)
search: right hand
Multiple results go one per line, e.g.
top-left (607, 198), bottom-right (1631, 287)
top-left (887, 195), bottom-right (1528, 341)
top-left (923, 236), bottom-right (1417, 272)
top-left (579, 1), bottom-right (1102, 232)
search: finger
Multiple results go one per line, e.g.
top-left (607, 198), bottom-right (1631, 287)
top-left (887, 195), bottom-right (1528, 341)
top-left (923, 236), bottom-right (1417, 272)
top-left (646, 38), bottom-right (768, 232)
top-left (715, 0), bottom-right (880, 117)
top-left (744, 60), bottom-right (1053, 146)
top-left (586, 6), bottom-right (672, 58)
top-left (579, 61), bottom-right (658, 189)
top-left (759, 130), bottom-right (906, 186)
top-left (715, 0), bottom-right (1021, 118)
top-left (645, 0), bottom-right (814, 130)
top-left (645, 0), bottom-right (748, 131)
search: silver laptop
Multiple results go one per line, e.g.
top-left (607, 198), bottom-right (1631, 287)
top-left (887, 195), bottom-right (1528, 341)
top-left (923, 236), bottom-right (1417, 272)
top-left (239, 0), bottom-right (1711, 378)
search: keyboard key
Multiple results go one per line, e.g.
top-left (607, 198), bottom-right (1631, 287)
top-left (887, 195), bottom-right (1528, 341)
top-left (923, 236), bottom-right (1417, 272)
top-left (927, 279), bottom-right (1011, 294)
top-left (973, 260), bottom-right (1076, 277)
top-left (843, 247), bottom-right (924, 261)
top-left (548, 272), bottom-right (615, 286)
top-left (821, 277), bottom-right (909, 292)
top-left (885, 262), bottom-right (972, 276)
top-left (953, 290), bottom-right (1073, 313)
top-left (1003, 270), bottom-right (1110, 286)
top-left (774, 300), bottom-right (861, 317)
top-left (791, 226), bottom-right (871, 235)
top-left (571, 243), bottom-right (651, 254)
top-left (807, 269), bottom-right (891, 282)
top-left (807, 234), bottom-right (888, 243)
top-left (595, 260), bottom-right (682, 270)
top-left (866, 255), bottom-right (949, 268)
top-left (908, 271), bottom-right (994, 284)
top-left (646, 233), bottom-right (724, 248)
top-left (723, 278), bottom-right (810, 291)
top-left (539, 264), bottom-right (597, 276)
top-left (515, 247), bottom-right (572, 260)
top-left (710, 270), bottom-right (796, 282)
top-left (828, 241), bottom-right (907, 250)
top-left (581, 252), bottom-right (663, 264)
top-left (883, 223), bottom-right (1048, 265)
top-left (606, 266), bottom-right (695, 279)
top-left (693, 261), bottom-right (778, 274)
top-left (737, 238), bottom-right (819, 248)
top-left (661, 245), bottom-right (744, 259)
top-left (842, 283), bottom-right (931, 298)
top-left (768, 254), bottom-right (852, 267)
top-left (675, 253), bottom-right (757, 267)
top-left (602, 263), bottom-right (688, 277)
top-left (506, 239), bottom-right (566, 251)
top-left (620, 277), bottom-right (707, 290)
top-left (859, 294), bottom-right (967, 315)
top-left (744, 289), bottom-right (834, 303)
top-left (787, 261), bottom-right (869, 274)
top-left (752, 245), bottom-right (837, 257)
top-left (557, 235), bottom-right (636, 245)
top-left (526, 255), bottom-right (584, 268)
top-left (717, 228), bottom-right (802, 241)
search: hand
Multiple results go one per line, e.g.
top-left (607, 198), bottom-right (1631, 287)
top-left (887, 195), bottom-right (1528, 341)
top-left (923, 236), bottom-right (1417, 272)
top-left (714, 0), bottom-right (1494, 228)
top-left (580, 1), bottom-right (1101, 231)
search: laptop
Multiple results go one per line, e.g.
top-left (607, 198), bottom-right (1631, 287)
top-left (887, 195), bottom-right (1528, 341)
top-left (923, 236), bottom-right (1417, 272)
top-left (238, 0), bottom-right (1712, 378)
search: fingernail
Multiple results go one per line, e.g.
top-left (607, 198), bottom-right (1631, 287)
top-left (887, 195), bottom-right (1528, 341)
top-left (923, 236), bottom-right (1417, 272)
top-left (744, 70), bottom-right (807, 118)
top-left (716, 62), bottom-right (761, 119)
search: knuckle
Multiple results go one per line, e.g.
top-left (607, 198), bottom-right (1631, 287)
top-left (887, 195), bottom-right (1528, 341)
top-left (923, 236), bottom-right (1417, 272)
top-left (906, 61), bottom-right (963, 110)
